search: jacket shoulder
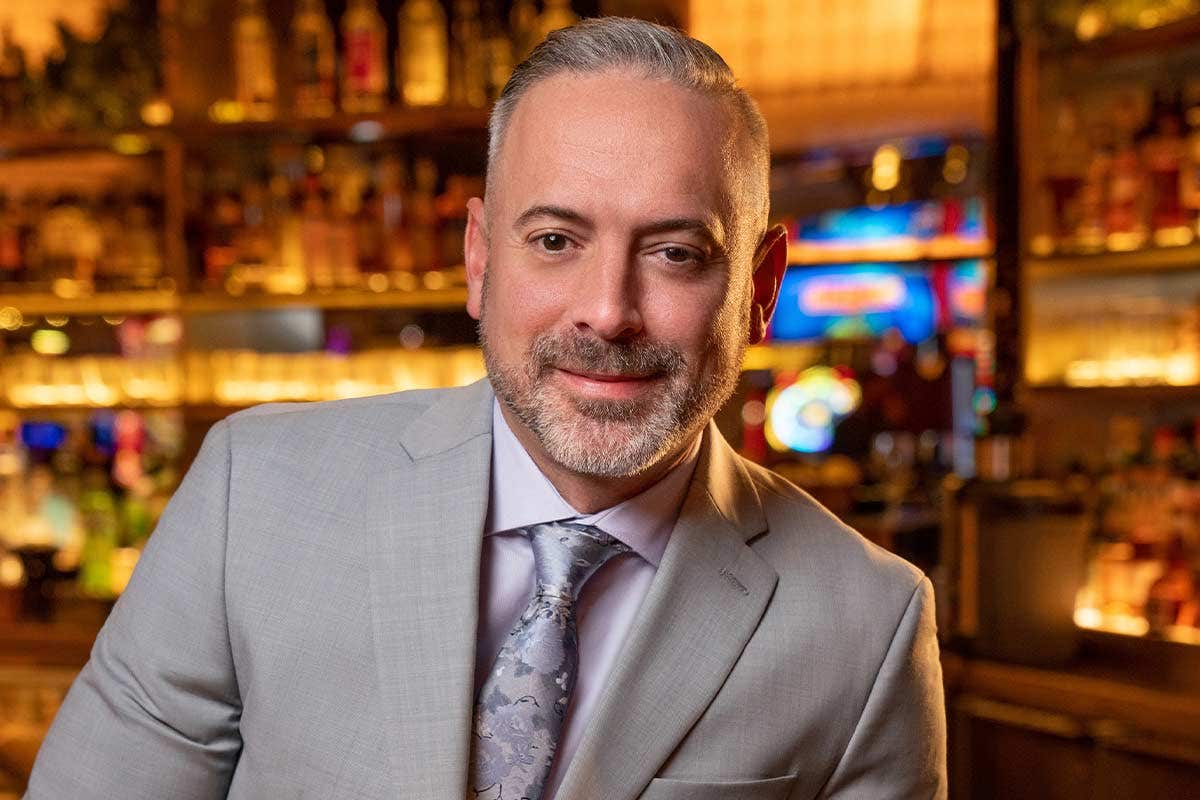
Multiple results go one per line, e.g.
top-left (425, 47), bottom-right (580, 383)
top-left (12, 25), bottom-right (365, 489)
top-left (740, 456), bottom-right (925, 596)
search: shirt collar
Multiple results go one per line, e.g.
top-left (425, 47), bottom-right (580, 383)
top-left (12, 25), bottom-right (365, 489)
top-left (484, 399), bottom-right (700, 567)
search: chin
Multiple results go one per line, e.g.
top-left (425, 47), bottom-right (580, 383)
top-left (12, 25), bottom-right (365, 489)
top-left (533, 400), bottom-right (690, 479)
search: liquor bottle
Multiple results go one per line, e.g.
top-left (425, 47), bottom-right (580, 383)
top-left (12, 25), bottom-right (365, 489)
top-left (0, 193), bottom-right (22, 282)
top-left (1075, 130), bottom-right (1111, 253)
top-left (300, 179), bottom-right (335, 289)
top-left (127, 195), bottom-right (164, 288)
top-left (1105, 92), bottom-right (1149, 251)
top-left (204, 191), bottom-right (244, 289)
top-left (341, 0), bottom-right (388, 114)
top-left (480, 0), bottom-right (513, 100)
top-left (378, 154), bottom-right (415, 274)
top-left (399, 0), bottom-right (449, 107)
top-left (1182, 79), bottom-right (1200, 233)
top-left (326, 172), bottom-right (361, 288)
top-left (291, 0), bottom-right (337, 119)
top-left (536, 0), bottom-right (579, 42)
top-left (410, 157), bottom-right (439, 269)
top-left (510, 0), bottom-right (539, 63)
top-left (233, 0), bottom-right (278, 121)
top-left (450, 0), bottom-right (488, 108)
top-left (0, 23), bottom-right (25, 126)
top-left (1042, 100), bottom-right (1088, 253)
top-left (434, 174), bottom-right (473, 266)
top-left (355, 186), bottom-right (387, 278)
top-left (1140, 92), bottom-right (1191, 246)
top-left (38, 195), bottom-right (102, 288)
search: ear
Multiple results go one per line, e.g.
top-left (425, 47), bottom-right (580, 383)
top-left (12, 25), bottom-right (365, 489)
top-left (464, 196), bottom-right (488, 320)
top-left (747, 223), bottom-right (789, 345)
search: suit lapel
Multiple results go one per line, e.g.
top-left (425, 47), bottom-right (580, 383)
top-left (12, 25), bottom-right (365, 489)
top-left (364, 380), bottom-right (494, 797)
top-left (555, 424), bottom-right (779, 800)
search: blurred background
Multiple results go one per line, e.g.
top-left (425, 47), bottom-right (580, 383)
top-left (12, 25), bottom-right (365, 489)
top-left (0, 0), bottom-right (1199, 797)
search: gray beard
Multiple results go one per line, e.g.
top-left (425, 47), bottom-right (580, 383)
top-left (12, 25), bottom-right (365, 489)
top-left (481, 322), bottom-right (742, 479)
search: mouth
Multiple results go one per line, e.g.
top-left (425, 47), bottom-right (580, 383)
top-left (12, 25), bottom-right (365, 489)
top-left (551, 367), bottom-right (665, 400)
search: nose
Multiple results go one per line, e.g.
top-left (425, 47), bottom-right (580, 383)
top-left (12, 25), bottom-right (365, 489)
top-left (570, 249), bottom-right (644, 341)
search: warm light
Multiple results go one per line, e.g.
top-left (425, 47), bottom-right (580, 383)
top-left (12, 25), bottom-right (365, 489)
top-left (0, 307), bottom-right (22, 330)
top-left (209, 100), bottom-right (247, 123)
top-left (52, 278), bottom-right (84, 299)
top-left (110, 548), bottom-right (141, 595)
top-left (304, 146), bottom-right (325, 174)
top-left (943, 144), bottom-right (969, 184)
top-left (0, 554), bottom-right (23, 588)
top-left (1074, 605), bottom-right (1103, 629)
top-left (871, 144), bottom-right (903, 192)
top-left (1153, 226), bottom-right (1194, 248)
top-left (111, 133), bottom-right (152, 156)
top-left (1075, 7), bottom-right (1108, 40)
top-left (45, 315), bottom-right (68, 327)
top-left (31, 329), bottom-right (70, 355)
top-left (140, 98), bottom-right (174, 127)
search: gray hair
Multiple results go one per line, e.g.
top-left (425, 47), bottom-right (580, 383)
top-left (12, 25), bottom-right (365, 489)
top-left (486, 16), bottom-right (770, 236)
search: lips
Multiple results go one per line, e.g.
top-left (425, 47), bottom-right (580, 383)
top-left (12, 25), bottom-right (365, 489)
top-left (552, 367), bottom-right (664, 401)
top-left (558, 368), bottom-right (658, 382)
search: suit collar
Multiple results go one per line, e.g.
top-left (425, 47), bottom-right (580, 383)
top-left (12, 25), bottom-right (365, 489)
top-left (554, 424), bottom-right (779, 800)
top-left (398, 377), bottom-right (496, 461)
top-left (698, 419), bottom-right (769, 543)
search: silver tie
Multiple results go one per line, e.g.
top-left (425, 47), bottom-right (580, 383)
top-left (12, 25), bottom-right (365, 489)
top-left (467, 520), bottom-right (630, 800)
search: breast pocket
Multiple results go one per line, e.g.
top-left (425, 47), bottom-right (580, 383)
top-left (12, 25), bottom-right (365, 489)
top-left (638, 774), bottom-right (797, 800)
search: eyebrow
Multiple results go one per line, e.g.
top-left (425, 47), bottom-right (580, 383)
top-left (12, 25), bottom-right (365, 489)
top-left (513, 205), bottom-right (725, 249)
top-left (513, 204), bottom-right (593, 229)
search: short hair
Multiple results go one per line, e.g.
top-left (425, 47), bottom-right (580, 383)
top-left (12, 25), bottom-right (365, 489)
top-left (486, 16), bottom-right (771, 237)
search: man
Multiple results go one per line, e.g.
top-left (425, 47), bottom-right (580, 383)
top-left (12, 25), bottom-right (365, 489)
top-left (27, 17), bottom-right (945, 800)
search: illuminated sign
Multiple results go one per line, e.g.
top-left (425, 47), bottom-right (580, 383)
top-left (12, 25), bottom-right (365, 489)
top-left (771, 264), bottom-right (936, 343)
top-left (766, 367), bottom-right (863, 454)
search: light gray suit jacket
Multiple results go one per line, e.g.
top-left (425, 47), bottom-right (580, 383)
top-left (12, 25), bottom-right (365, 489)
top-left (27, 379), bottom-right (946, 800)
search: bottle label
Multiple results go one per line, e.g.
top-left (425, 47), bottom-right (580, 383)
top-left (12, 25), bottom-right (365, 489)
top-left (345, 31), bottom-right (384, 93)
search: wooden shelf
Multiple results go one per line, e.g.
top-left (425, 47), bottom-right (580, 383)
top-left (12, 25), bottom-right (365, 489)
top-left (1040, 13), bottom-right (1200, 64)
top-left (788, 239), bottom-right (991, 266)
top-left (168, 106), bottom-right (489, 143)
top-left (1023, 383), bottom-right (1200, 399)
top-left (0, 128), bottom-right (167, 157)
top-left (181, 286), bottom-right (468, 314)
top-left (0, 285), bottom-right (470, 317)
top-left (0, 290), bottom-right (179, 317)
top-left (1025, 243), bottom-right (1200, 280)
top-left (0, 106), bottom-right (488, 158)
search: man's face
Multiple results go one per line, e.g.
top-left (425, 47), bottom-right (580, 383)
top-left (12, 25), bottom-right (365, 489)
top-left (466, 70), bottom-right (779, 479)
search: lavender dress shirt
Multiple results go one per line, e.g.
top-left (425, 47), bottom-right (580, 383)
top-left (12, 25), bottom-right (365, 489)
top-left (477, 401), bottom-right (701, 799)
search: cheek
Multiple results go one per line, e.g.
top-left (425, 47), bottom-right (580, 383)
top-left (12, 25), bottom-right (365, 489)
top-left (484, 264), bottom-right (568, 340)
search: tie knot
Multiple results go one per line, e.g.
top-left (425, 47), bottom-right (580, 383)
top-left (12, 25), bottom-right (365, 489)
top-left (526, 520), bottom-right (630, 600)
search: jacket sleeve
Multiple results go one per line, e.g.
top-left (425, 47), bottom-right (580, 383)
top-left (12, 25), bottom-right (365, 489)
top-left (25, 420), bottom-right (243, 800)
top-left (813, 577), bottom-right (948, 800)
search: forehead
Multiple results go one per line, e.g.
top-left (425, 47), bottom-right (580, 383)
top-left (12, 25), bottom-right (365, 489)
top-left (493, 71), bottom-right (742, 226)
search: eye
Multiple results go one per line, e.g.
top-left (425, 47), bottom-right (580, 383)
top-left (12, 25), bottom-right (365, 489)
top-left (535, 233), bottom-right (571, 252)
top-left (660, 246), bottom-right (702, 265)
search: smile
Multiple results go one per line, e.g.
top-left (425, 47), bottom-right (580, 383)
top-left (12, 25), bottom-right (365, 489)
top-left (552, 368), bottom-right (665, 400)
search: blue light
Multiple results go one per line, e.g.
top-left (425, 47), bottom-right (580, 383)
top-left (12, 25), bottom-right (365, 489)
top-left (770, 264), bottom-right (937, 344)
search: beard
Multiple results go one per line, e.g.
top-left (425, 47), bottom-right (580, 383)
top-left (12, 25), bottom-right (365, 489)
top-left (479, 279), bottom-right (747, 479)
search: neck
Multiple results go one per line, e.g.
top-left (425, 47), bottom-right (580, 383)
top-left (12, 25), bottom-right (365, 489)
top-left (497, 404), bottom-right (700, 514)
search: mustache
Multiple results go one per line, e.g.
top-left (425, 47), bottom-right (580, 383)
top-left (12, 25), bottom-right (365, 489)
top-left (529, 331), bottom-right (685, 377)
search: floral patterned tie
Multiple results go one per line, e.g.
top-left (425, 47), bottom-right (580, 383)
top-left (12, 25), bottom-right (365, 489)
top-left (468, 520), bottom-right (631, 800)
